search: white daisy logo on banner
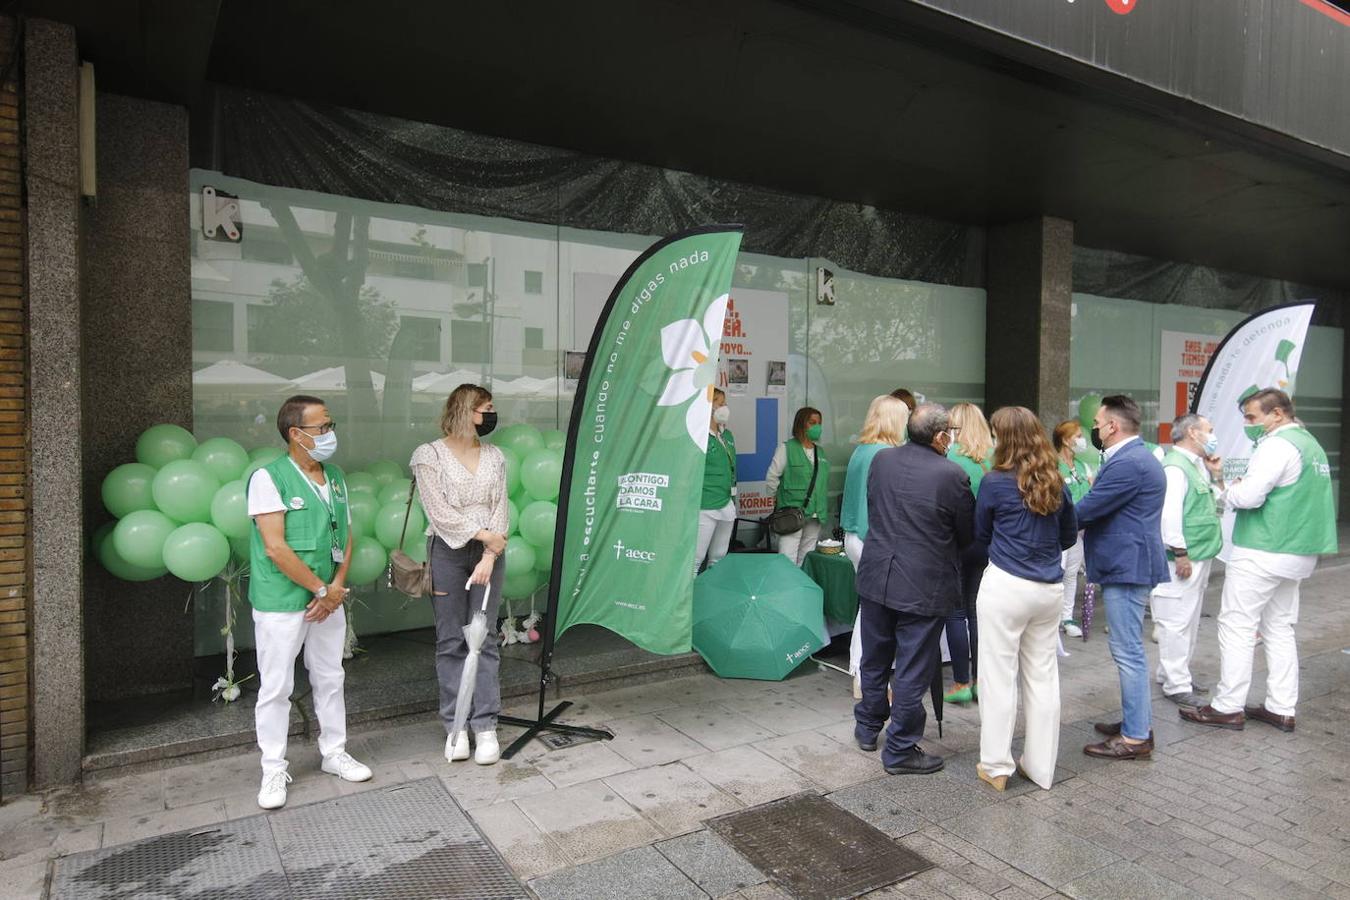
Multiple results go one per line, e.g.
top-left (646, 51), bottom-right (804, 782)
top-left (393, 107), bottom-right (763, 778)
top-left (656, 293), bottom-right (730, 449)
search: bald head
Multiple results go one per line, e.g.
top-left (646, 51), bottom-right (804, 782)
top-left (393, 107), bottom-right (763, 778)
top-left (908, 403), bottom-right (950, 448)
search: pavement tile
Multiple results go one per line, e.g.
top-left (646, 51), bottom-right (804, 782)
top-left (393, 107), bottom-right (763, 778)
top-left (717, 693), bottom-right (840, 736)
top-left (657, 702), bottom-right (779, 751)
top-left (753, 729), bottom-right (881, 790)
top-left (528, 845), bottom-right (705, 900)
top-left (857, 768), bottom-right (1001, 823)
top-left (604, 713), bottom-right (711, 767)
top-left (826, 782), bottom-right (927, 838)
top-left (468, 800), bottom-right (570, 881)
top-left (515, 779), bottom-right (662, 864)
top-left (0, 857), bottom-right (48, 900)
top-left (656, 828), bottom-right (766, 898)
top-left (1060, 860), bottom-right (1201, 900)
top-left (100, 798), bottom-right (229, 848)
top-left (942, 803), bottom-right (1121, 887)
top-left (531, 740), bottom-right (635, 789)
top-left (604, 762), bottom-right (742, 837)
top-left (431, 754), bottom-right (556, 809)
top-left (682, 745), bottom-right (818, 806)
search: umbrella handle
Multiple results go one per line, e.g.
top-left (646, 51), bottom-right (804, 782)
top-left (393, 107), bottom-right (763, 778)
top-left (464, 578), bottom-right (493, 614)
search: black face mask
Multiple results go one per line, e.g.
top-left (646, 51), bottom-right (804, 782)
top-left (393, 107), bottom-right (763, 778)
top-left (475, 412), bottom-right (499, 437)
top-left (1089, 426), bottom-right (1105, 451)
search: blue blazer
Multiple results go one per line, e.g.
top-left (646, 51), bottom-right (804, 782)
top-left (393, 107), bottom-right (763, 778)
top-left (1074, 438), bottom-right (1170, 588)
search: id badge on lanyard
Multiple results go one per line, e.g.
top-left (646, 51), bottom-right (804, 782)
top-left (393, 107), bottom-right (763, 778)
top-left (292, 460), bottom-right (343, 564)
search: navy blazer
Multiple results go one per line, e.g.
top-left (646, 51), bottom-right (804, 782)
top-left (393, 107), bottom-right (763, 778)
top-left (856, 442), bottom-right (976, 616)
top-left (1074, 438), bottom-right (1170, 588)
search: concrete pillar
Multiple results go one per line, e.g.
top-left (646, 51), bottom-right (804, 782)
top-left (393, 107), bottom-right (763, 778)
top-left (984, 217), bottom-right (1074, 427)
top-left (1341, 327), bottom-right (1350, 520)
top-left (25, 19), bottom-right (84, 787)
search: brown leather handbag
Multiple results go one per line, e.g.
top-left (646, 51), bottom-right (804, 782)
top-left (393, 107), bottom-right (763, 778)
top-left (388, 479), bottom-right (432, 598)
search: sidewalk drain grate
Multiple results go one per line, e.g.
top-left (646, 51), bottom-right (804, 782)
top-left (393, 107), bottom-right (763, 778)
top-left (708, 791), bottom-right (931, 900)
top-left (51, 778), bottom-right (527, 900)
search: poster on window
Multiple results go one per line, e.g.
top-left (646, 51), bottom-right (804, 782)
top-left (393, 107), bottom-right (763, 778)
top-left (1157, 330), bottom-right (1220, 443)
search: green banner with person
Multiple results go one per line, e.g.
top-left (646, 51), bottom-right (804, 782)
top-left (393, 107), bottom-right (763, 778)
top-left (551, 226), bottom-right (744, 655)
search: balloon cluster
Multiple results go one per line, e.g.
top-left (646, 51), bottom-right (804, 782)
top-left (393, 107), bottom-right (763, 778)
top-left (95, 424), bottom-right (274, 583)
top-left (492, 424), bottom-right (565, 600)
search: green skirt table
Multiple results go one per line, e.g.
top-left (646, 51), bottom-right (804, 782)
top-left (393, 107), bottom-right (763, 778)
top-left (801, 550), bottom-right (858, 626)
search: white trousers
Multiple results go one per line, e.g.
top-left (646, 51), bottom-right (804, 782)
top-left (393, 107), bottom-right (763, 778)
top-left (1150, 557), bottom-right (1211, 695)
top-left (253, 607), bottom-right (349, 776)
top-left (1211, 559), bottom-right (1301, 716)
top-left (844, 533), bottom-right (865, 676)
top-left (693, 510), bottom-right (735, 576)
top-left (1060, 534), bottom-right (1085, 622)
top-left (775, 518), bottom-right (821, 567)
top-left (976, 564), bottom-right (1061, 789)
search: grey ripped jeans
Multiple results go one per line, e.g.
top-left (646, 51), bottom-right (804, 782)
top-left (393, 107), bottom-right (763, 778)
top-left (429, 536), bottom-right (505, 734)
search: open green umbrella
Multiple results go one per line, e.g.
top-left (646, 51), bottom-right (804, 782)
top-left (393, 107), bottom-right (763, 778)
top-left (693, 554), bottom-right (828, 681)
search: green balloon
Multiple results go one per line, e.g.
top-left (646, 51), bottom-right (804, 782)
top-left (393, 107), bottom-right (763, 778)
top-left (135, 423), bottom-right (197, 469)
top-left (162, 522), bottom-right (231, 582)
top-left (502, 567), bottom-right (542, 600)
top-left (519, 500), bottom-right (557, 551)
top-left (507, 498), bottom-right (519, 536)
top-left (401, 532), bottom-right (429, 564)
top-left (1078, 393), bottom-right (1103, 432)
top-left (192, 437), bottom-right (249, 484)
top-left (499, 446), bottom-right (521, 496)
top-left (101, 462), bottom-right (158, 518)
top-left (542, 429), bottom-right (566, 451)
top-left (348, 493), bottom-right (379, 539)
top-left (367, 460), bottom-right (404, 486)
top-left (504, 540), bottom-right (536, 576)
top-left (375, 500), bottom-right (425, 551)
top-left (209, 480), bottom-right (251, 539)
top-left (347, 536), bottom-right (388, 586)
top-left (151, 460), bottom-right (221, 524)
top-left (99, 524), bottom-right (168, 581)
top-left (229, 534), bottom-right (251, 565)
top-left (112, 509), bottom-right (177, 569)
top-left (520, 448), bottom-right (563, 502)
top-left (496, 423), bottom-right (543, 458)
top-left (535, 544), bottom-right (553, 574)
top-left (345, 471), bottom-right (379, 497)
top-left (378, 477), bottom-right (414, 506)
top-left (91, 521), bottom-right (115, 557)
top-left (250, 446), bottom-right (285, 463)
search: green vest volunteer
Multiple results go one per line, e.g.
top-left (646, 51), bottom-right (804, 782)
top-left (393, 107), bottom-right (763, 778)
top-left (1161, 449), bottom-right (1222, 562)
top-left (776, 437), bottom-right (830, 521)
top-left (702, 428), bottom-right (737, 510)
top-left (1231, 426), bottom-right (1337, 557)
top-left (1058, 457), bottom-right (1092, 505)
top-left (249, 456), bottom-right (352, 611)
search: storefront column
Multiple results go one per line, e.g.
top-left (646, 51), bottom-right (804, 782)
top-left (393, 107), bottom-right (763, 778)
top-left (25, 18), bottom-right (84, 788)
top-left (984, 216), bottom-right (1074, 427)
top-left (1341, 327), bottom-right (1350, 520)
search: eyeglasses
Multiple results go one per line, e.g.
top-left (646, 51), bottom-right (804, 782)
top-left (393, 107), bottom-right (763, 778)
top-left (297, 422), bottom-right (337, 435)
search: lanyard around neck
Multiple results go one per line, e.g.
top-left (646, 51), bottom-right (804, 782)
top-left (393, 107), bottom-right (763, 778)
top-left (290, 458), bottom-right (336, 520)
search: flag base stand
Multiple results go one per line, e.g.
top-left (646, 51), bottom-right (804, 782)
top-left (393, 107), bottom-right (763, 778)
top-left (497, 673), bottom-right (614, 760)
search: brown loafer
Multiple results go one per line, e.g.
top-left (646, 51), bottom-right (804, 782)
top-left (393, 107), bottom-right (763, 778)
top-left (1083, 734), bottom-right (1153, 760)
top-left (1244, 706), bottom-right (1295, 733)
top-left (1093, 721), bottom-right (1122, 736)
top-left (1179, 705), bottom-right (1245, 730)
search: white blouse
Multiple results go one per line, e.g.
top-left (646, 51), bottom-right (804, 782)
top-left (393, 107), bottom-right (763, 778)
top-left (409, 440), bottom-right (510, 549)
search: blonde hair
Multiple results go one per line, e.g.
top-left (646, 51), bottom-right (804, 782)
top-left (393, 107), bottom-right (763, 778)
top-left (950, 402), bottom-right (993, 467)
top-left (441, 383), bottom-right (493, 439)
top-left (857, 395), bottom-right (909, 447)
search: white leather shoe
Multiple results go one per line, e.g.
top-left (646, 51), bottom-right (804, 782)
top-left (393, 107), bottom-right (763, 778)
top-left (321, 750), bottom-right (373, 783)
top-left (257, 769), bottom-right (292, 810)
top-left (446, 731), bottom-right (470, 762)
top-left (474, 730), bottom-right (500, 765)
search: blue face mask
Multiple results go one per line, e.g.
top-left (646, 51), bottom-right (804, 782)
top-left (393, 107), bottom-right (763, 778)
top-left (1201, 433), bottom-right (1219, 456)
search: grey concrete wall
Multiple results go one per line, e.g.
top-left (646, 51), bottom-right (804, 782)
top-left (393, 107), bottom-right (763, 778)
top-left (25, 18), bottom-right (84, 788)
top-left (984, 217), bottom-right (1074, 427)
top-left (81, 93), bottom-right (193, 703)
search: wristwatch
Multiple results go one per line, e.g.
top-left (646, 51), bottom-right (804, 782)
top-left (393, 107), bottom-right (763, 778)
top-left (315, 584), bottom-right (329, 599)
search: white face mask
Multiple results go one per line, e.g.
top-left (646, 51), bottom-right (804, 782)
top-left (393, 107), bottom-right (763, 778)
top-left (1200, 432), bottom-right (1219, 456)
top-left (302, 430), bottom-right (338, 462)
top-left (713, 405), bottom-right (731, 425)
top-left (1072, 435), bottom-right (1088, 452)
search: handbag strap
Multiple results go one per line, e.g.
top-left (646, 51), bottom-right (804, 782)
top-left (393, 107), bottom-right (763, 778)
top-left (801, 444), bottom-right (820, 508)
top-left (398, 475), bottom-right (417, 548)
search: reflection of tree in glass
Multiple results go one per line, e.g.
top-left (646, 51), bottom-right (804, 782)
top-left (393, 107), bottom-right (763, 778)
top-left (811, 278), bottom-right (937, 366)
top-left (252, 276), bottom-right (396, 371)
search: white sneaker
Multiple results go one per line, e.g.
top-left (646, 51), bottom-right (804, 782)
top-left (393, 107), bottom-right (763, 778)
top-left (257, 769), bottom-right (292, 810)
top-left (446, 731), bottom-right (470, 762)
top-left (474, 730), bottom-right (500, 766)
top-left (1062, 620), bottom-right (1083, 638)
top-left (321, 750), bottom-right (373, 783)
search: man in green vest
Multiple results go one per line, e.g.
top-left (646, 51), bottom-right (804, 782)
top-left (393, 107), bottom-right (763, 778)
top-left (248, 395), bottom-right (372, 809)
top-left (1150, 413), bottom-right (1223, 708)
top-left (1182, 389), bottom-right (1337, 733)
